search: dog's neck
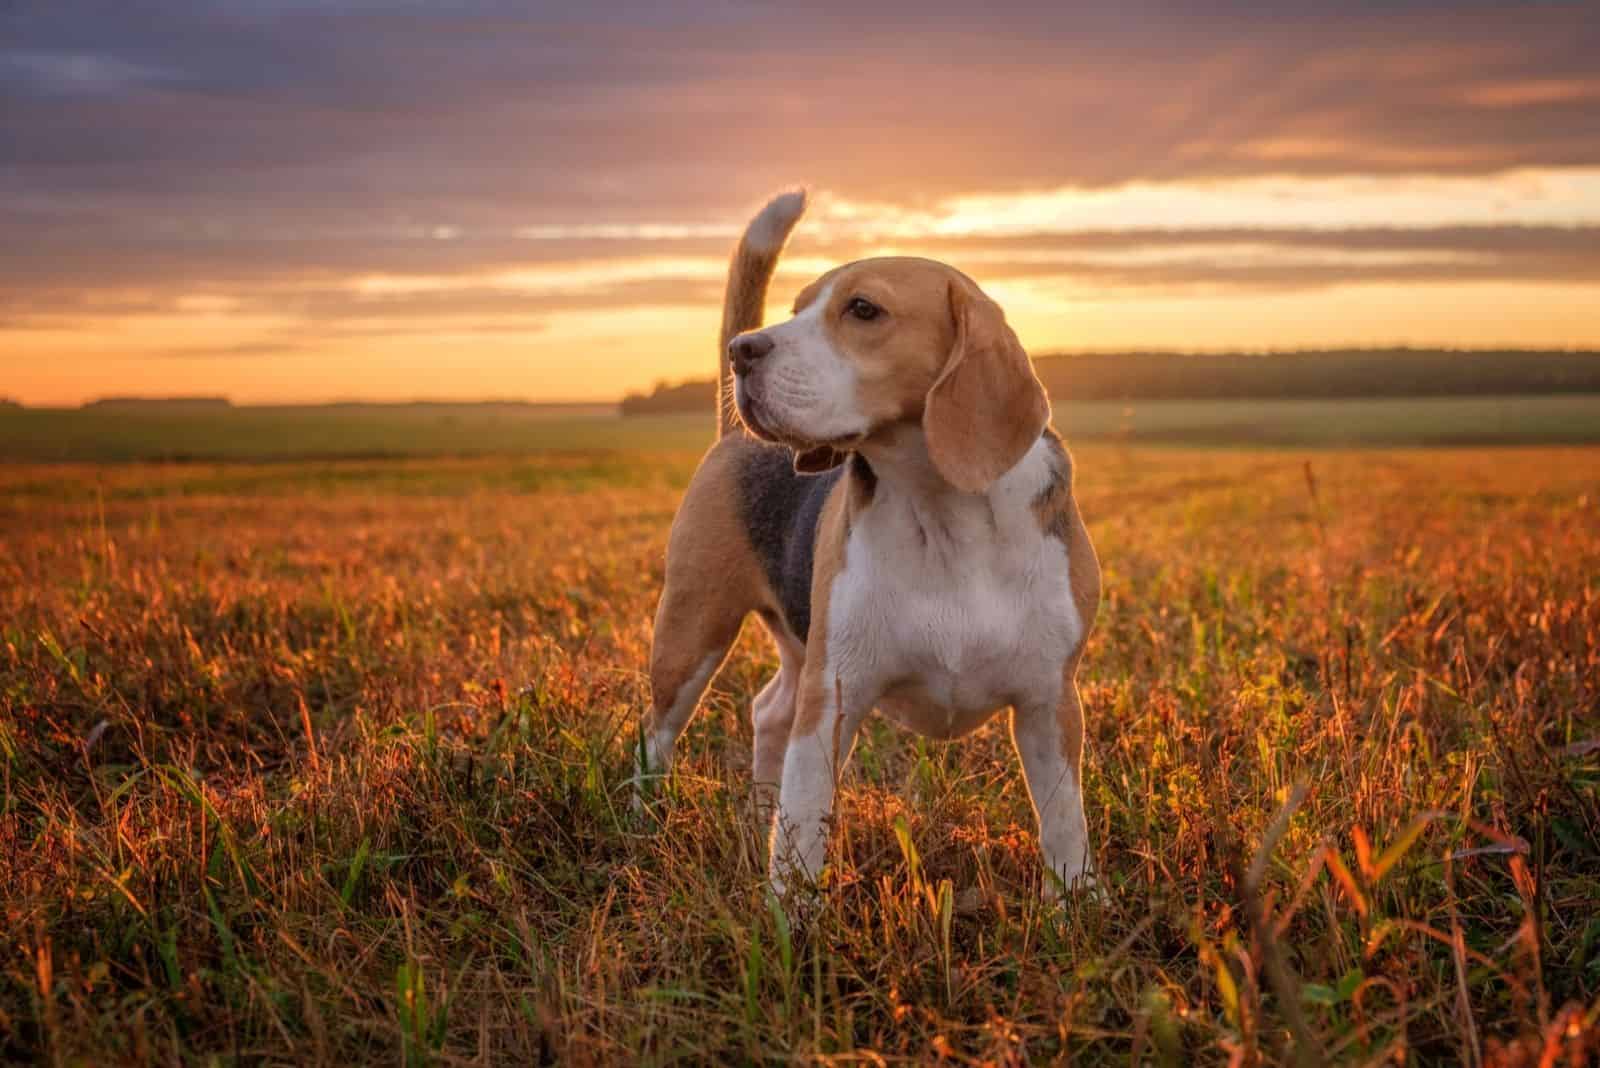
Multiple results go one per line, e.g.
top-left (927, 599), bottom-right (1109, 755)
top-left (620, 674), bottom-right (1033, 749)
top-left (854, 424), bottom-right (1042, 550)
top-left (855, 424), bottom-right (951, 500)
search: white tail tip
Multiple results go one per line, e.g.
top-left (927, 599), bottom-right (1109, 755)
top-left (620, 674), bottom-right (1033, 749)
top-left (743, 189), bottom-right (807, 254)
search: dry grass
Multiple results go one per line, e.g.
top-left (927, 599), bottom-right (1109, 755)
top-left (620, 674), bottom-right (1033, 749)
top-left (2, 446), bottom-right (1598, 1065)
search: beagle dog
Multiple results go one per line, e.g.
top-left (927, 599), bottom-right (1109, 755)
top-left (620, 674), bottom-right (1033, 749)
top-left (639, 190), bottom-right (1101, 902)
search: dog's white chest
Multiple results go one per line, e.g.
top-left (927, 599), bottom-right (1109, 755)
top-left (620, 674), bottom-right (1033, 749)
top-left (826, 486), bottom-right (1081, 734)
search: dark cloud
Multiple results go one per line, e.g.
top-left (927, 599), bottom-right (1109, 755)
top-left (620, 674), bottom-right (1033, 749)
top-left (5, 226), bottom-right (1597, 345)
top-left (2, 0), bottom-right (1595, 335)
top-left (3, 2), bottom-right (1596, 216)
top-left (6, 214), bottom-right (1593, 294)
top-left (159, 340), bottom-right (310, 360)
top-left (155, 315), bottom-right (552, 360)
top-left (7, 217), bottom-right (1600, 296)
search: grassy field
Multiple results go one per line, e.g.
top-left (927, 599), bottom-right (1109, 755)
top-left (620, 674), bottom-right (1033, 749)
top-left (4, 394), bottom-right (1600, 462)
top-left (3, 445), bottom-right (1599, 1064)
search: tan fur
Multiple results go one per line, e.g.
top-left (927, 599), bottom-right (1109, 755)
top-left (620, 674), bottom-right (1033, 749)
top-left (763, 260), bottom-right (1046, 493)
top-left (718, 195), bottom-right (805, 437)
top-left (1062, 499), bottom-right (1101, 672)
top-left (785, 259), bottom-right (961, 457)
top-left (1035, 682), bottom-right (1086, 801)
top-left (926, 278), bottom-right (1050, 492)
top-left (1031, 452), bottom-right (1102, 770)
top-left (644, 443), bottom-right (766, 738)
top-left (1031, 451), bottom-right (1102, 669)
top-left (788, 473), bottom-right (853, 739)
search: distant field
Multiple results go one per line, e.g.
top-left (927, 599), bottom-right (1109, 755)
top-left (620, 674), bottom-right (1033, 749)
top-left (4, 394), bottom-right (1600, 461)
top-left (0, 402), bottom-right (687, 463)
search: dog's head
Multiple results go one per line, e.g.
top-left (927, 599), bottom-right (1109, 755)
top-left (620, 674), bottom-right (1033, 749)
top-left (729, 257), bottom-right (1048, 493)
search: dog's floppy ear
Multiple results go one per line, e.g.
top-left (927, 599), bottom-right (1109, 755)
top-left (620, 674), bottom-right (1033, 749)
top-left (793, 445), bottom-right (847, 474)
top-left (923, 277), bottom-right (1049, 493)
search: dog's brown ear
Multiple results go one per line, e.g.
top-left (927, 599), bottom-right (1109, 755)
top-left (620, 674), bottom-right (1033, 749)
top-left (793, 445), bottom-right (847, 474)
top-left (923, 277), bottom-right (1049, 493)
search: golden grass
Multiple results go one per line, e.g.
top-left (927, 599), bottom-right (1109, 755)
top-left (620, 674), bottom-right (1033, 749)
top-left (2, 446), bottom-right (1598, 1064)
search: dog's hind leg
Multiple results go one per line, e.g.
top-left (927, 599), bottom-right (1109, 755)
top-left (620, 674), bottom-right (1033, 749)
top-left (750, 622), bottom-right (805, 816)
top-left (638, 580), bottom-right (744, 797)
top-left (638, 442), bottom-right (767, 800)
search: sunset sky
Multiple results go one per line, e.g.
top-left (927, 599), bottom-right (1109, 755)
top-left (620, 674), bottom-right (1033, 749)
top-left (5, 1), bottom-right (1599, 405)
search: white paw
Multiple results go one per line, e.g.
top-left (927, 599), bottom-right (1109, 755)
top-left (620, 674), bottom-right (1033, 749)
top-left (631, 733), bottom-right (671, 814)
top-left (767, 872), bottom-right (821, 924)
top-left (1044, 864), bottom-right (1105, 906)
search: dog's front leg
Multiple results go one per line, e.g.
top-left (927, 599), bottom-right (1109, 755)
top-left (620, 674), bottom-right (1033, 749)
top-left (768, 673), bottom-right (869, 903)
top-left (1011, 682), bottom-right (1095, 897)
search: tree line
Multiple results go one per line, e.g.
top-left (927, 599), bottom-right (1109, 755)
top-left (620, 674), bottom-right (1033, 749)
top-left (621, 348), bottom-right (1600, 414)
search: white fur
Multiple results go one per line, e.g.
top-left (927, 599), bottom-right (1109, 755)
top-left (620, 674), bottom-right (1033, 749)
top-left (1011, 694), bottom-right (1093, 891)
top-left (745, 281), bottom-right (871, 444)
top-left (771, 433), bottom-right (1091, 894)
top-left (743, 190), bottom-right (807, 254)
top-left (771, 685), bottom-right (863, 899)
top-left (832, 433), bottom-right (1080, 728)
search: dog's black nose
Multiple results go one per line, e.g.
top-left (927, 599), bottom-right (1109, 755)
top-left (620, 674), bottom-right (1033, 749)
top-left (728, 332), bottom-right (775, 376)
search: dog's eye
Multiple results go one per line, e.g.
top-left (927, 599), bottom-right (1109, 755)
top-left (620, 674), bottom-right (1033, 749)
top-left (846, 297), bottom-right (881, 322)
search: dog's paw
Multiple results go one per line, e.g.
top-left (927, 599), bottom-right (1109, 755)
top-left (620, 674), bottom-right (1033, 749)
top-left (767, 875), bottom-right (822, 927)
top-left (629, 735), bottom-right (670, 818)
top-left (628, 762), bottom-right (667, 821)
top-left (767, 856), bottom-right (827, 923)
top-left (1043, 865), bottom-right (1107, 909)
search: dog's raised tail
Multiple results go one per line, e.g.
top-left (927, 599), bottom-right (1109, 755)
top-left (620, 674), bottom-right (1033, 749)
top-left (718, 189), bottom-right (806, 437)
